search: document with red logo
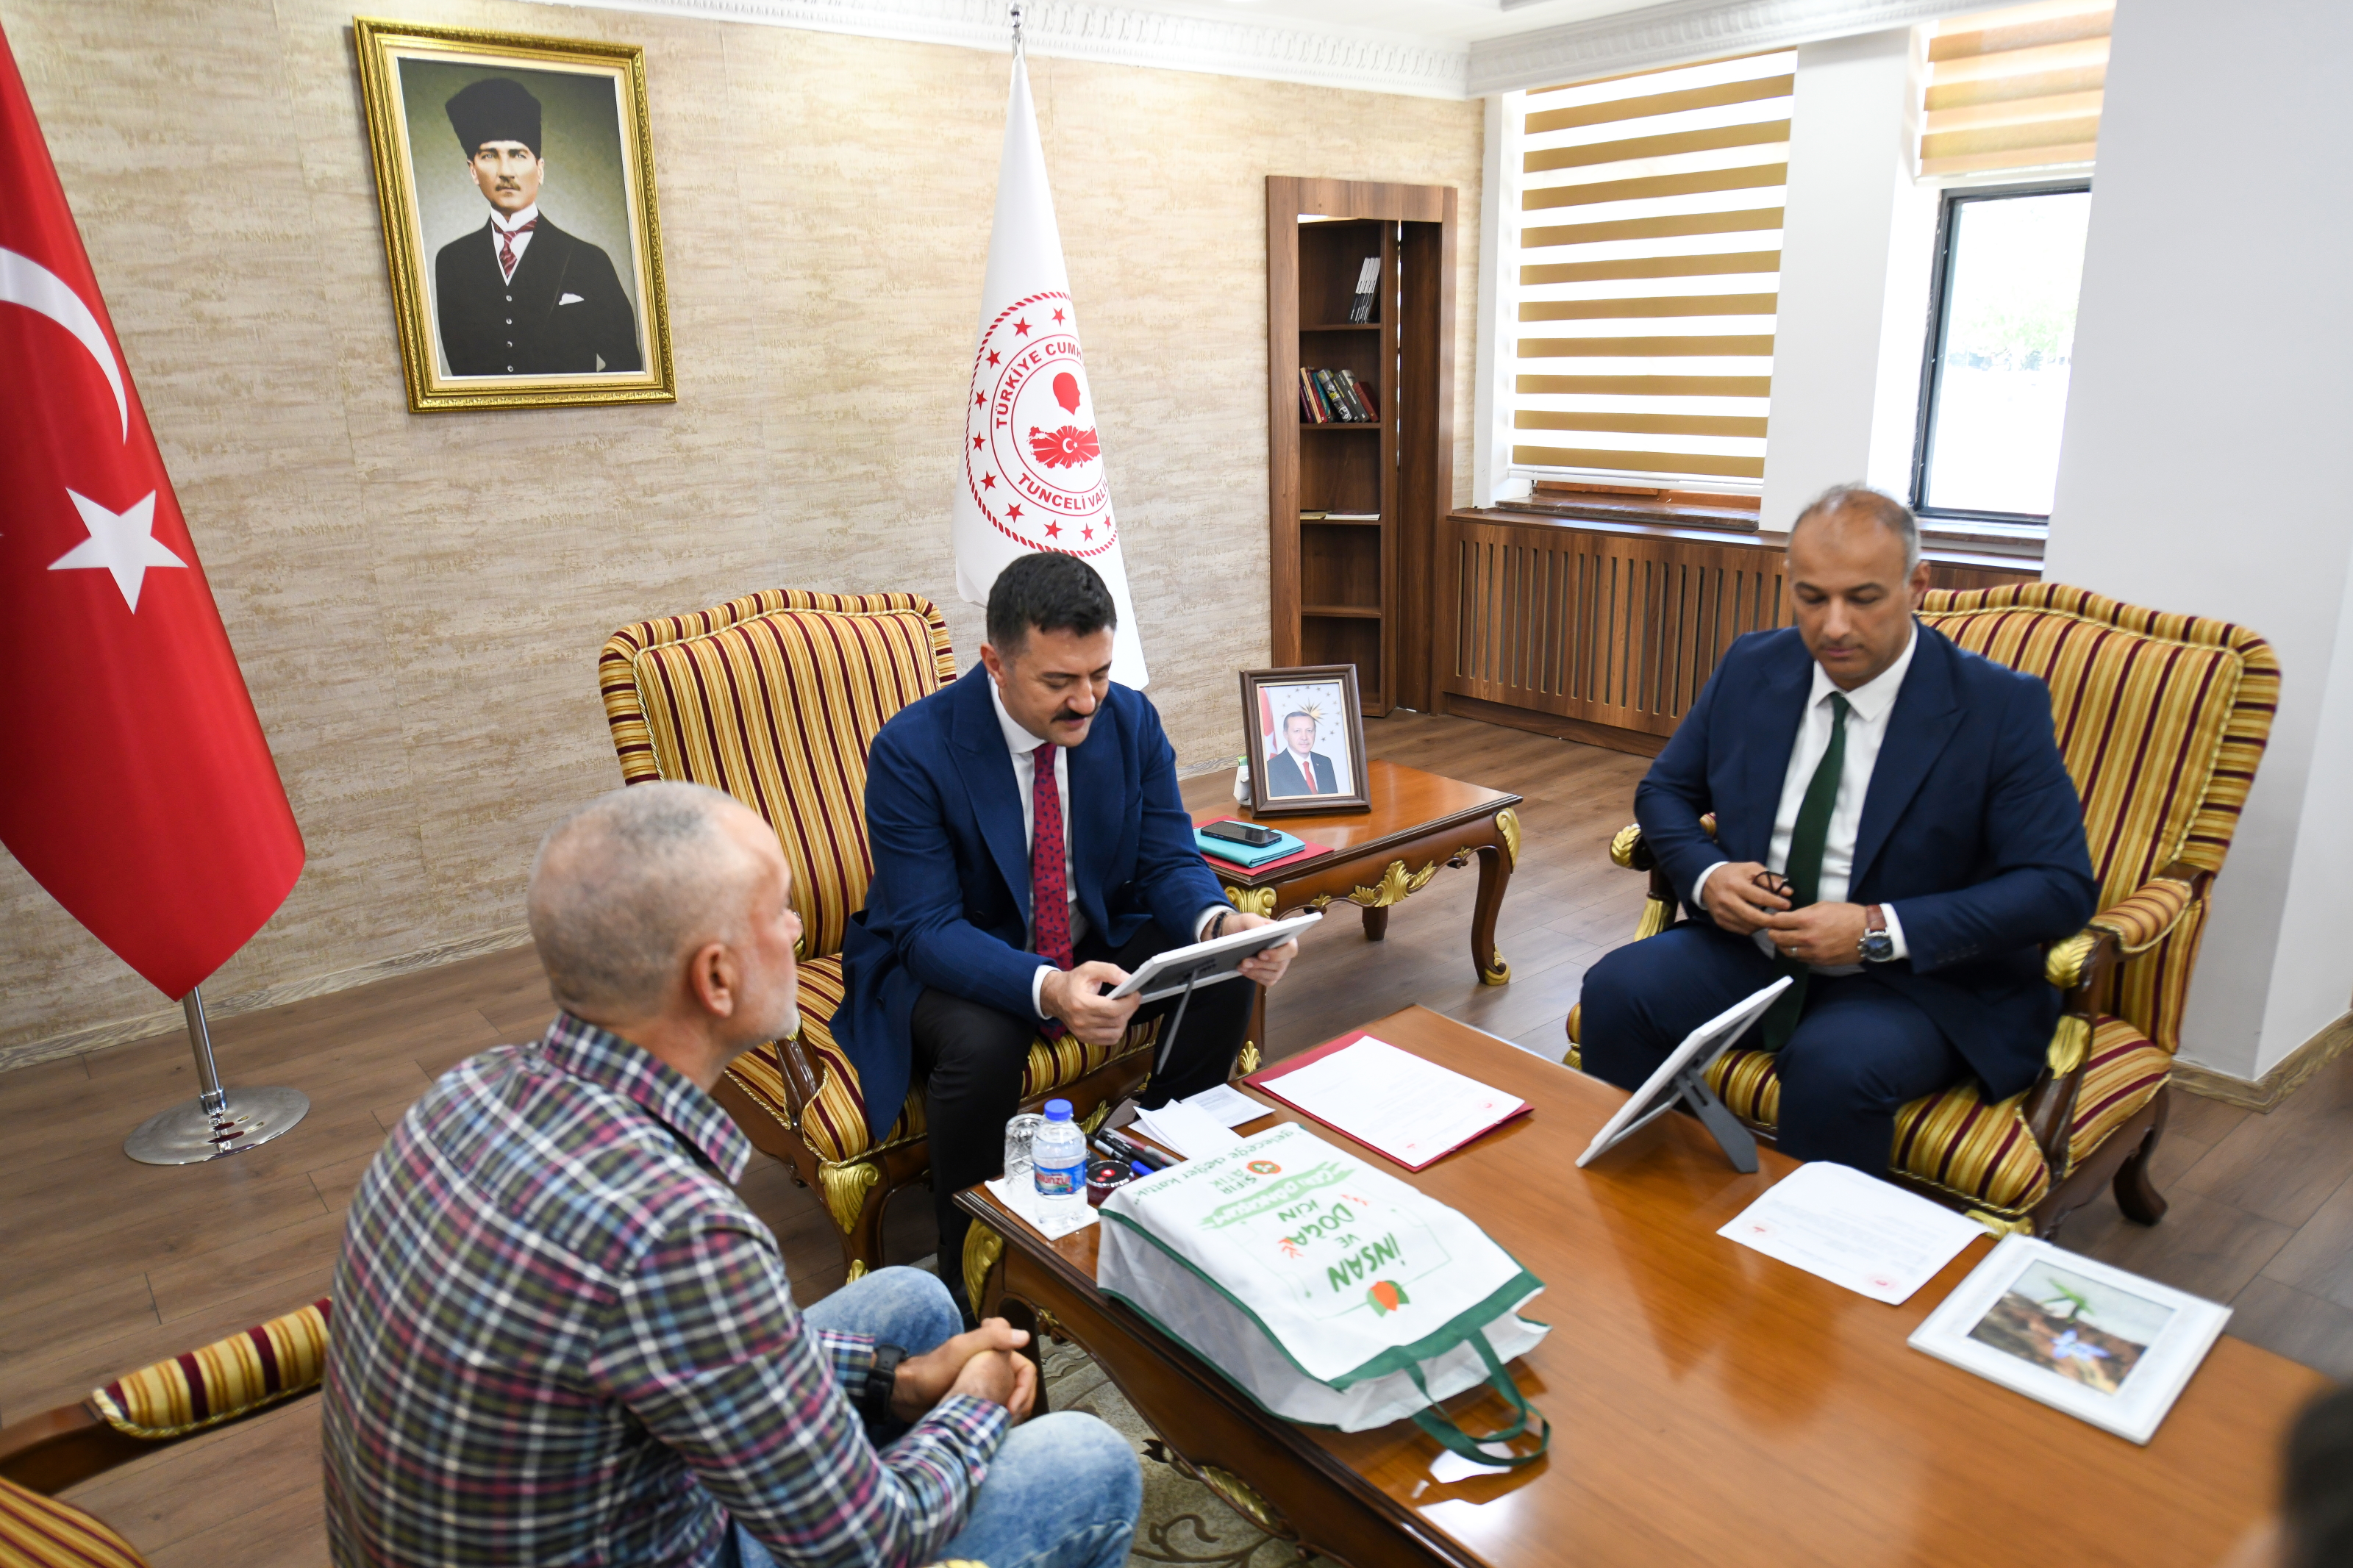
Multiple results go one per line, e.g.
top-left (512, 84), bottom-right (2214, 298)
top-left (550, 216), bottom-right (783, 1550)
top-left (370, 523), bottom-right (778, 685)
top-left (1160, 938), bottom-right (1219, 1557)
top-left (1246, 1031), bottom-right (1528, 1170)
top-left (1719, 1161), bottom-right (1984, 1305)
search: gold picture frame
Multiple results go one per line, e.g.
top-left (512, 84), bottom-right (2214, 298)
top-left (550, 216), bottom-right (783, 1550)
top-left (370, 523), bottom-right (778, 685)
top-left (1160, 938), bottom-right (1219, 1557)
top-left (353, 17), bottom-right (674, 413)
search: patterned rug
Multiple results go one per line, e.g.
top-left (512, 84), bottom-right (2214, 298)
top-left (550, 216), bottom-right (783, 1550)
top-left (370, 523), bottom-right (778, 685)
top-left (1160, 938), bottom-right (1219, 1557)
top-left (1038, 1336), bottom-right (1295, 1568)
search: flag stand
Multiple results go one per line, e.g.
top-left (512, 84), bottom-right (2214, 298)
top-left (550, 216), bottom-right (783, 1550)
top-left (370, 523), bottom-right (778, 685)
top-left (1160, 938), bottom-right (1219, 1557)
top-left (123, 986), bottom-right (310, 1165)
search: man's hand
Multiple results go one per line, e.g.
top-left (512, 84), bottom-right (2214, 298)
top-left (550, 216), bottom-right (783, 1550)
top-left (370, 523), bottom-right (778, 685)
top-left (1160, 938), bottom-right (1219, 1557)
top-left (945, 1345), bottom-right (1038, 1422)
top-left (1225, 911), bottom-right (1299, 987)
top-left (1040, 961), bottom-right (1141, 1045)
top-left (1700, 861), bottom-right (1790, 935)
top-left (890, 1318), bottom-right (1031, 1422)
top-left (1763, 902), bottom-right (1868, 966)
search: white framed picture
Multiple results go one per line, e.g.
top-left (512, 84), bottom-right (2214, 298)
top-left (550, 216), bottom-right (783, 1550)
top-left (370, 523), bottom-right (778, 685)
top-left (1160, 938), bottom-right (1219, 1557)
top-left (1907, 1235), bottom-right (2230, 1445)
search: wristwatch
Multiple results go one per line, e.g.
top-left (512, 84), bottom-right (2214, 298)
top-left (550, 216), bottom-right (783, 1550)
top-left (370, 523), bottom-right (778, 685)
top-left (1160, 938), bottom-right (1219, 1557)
top-left (859, 1342), bottom-right (907, 1428)
top-left (1860, 905), bottom-right (1896, 964)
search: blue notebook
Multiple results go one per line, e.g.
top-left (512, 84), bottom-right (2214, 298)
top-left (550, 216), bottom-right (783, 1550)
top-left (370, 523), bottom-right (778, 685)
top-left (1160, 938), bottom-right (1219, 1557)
top-left (1194, 823), bottom-right (1306, 868)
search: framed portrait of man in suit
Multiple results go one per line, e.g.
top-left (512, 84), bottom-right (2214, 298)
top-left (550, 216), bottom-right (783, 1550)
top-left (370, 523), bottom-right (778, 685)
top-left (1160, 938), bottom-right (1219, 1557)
top-left (354, 18), bottom-right (675, 413)
top-left (1240, 665), bottom-right (1368, 816)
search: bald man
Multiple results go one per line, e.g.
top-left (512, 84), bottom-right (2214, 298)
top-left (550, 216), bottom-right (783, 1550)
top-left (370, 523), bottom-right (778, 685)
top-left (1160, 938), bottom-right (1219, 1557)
top-left (1579, 486), bottom-right (2096, 1173)
top-left (322, 782), bottom-right (1140, 1568)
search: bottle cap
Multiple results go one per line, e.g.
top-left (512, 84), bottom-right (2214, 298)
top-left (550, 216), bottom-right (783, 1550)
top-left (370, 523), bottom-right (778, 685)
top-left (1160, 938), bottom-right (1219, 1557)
top-left (1043, 1098), bottom-right (1073, 1120)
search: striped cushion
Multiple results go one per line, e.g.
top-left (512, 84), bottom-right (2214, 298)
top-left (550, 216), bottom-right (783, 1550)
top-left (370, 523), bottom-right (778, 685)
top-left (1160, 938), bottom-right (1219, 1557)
top-left (599, 592), bottom-right (957, 961)
top-left (0, 1476), bottom-right (146, 1567)
top-left (90, 1300), bottom-right (329, 1441)
top-left (1919, 585), bottom-right (2278, 1056)
top-left (1706, 1017), bottom-right (2166, 1216)
top-left (724, 953), bottom-right (1161, 1165)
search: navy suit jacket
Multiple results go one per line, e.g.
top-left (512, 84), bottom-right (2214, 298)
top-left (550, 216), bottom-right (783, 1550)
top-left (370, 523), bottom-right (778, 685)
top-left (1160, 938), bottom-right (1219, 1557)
top-left (1263, 748), bottom-right (1338, 798)
top-left (837, 668), bottom-right (1227, 1140)
top-left (1635, 623), bottom-right (2097, 1100)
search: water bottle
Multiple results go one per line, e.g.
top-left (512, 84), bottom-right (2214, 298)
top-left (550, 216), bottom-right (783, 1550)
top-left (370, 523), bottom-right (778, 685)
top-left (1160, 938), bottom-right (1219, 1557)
top-left (1031, 1099), bottom-right (1086, 1217)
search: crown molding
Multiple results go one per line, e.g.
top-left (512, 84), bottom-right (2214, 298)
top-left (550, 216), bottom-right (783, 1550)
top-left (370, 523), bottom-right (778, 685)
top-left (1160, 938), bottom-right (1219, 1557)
top-left (523, 0), bottom-right (1473, 99)
top-left (1468, 0), bottom-right (1965, 96)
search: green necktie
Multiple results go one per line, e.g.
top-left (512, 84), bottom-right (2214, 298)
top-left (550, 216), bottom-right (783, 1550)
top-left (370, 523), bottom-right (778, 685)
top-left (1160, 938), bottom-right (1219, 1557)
top-left (1760, 692), bottom-right (1850, 1051)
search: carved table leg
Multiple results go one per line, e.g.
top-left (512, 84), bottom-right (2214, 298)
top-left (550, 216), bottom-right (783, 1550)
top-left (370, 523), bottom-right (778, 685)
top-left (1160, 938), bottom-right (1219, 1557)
top-left (1360, 905), bottom-right (1390, 942)
top-left (1471, 836), bottom-right (1513, 986)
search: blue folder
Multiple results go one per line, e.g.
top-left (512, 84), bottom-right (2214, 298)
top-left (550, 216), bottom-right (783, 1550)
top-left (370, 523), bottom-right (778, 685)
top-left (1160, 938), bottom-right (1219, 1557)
top-left (1194, 823), bottom-right (1307, 868)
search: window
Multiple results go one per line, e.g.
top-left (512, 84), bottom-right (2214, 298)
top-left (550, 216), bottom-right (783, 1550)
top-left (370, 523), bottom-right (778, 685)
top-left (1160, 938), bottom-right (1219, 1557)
top-left (1499, 51), bottom-right (1792, 500)
top-left (1911, 185), bottom-right (2091, 520)
top-left (1909, 1), bottom-right (2108, 523)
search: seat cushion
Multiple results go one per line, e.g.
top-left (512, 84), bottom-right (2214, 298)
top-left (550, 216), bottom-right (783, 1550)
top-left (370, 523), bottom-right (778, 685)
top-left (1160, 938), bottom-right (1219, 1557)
top-left (0, 1476), bottom-right (148, 1567)
top-left (1705, 1016), bottom-right (2166, 1217)
top-left (89, 1298), bottom-right (329, 1441)
top-left (724, 953), bottom-right (1161, 1165)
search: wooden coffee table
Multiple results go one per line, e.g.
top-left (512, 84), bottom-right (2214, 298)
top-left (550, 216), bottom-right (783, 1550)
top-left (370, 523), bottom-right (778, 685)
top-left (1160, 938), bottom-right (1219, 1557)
top-left (1188, 760), bottom-right (1522, 1057)
top-left (958, 1006), bottom-right (2323, 1568)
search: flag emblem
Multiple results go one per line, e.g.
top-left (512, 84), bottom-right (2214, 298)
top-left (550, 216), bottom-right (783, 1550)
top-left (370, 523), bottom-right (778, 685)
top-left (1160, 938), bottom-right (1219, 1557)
top-left (964, 290), bottom-right (1112, 554)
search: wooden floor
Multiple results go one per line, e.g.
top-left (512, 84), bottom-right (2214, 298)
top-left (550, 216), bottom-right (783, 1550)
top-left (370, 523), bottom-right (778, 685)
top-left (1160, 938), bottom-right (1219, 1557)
top-left (6, 709), bottom-right (2349, 1564)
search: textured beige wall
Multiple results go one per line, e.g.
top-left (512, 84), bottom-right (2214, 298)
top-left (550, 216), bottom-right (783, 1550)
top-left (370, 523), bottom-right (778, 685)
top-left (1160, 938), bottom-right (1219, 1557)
top-left (0, 0), bottom-right (1482, 1062)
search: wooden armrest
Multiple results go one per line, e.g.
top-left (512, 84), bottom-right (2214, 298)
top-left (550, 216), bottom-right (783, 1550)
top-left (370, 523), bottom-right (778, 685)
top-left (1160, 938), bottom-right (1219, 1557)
top-left (773, 1031), bottom-right (824, 1118)
top-left (0, 1403), bottom-right (152, 1495)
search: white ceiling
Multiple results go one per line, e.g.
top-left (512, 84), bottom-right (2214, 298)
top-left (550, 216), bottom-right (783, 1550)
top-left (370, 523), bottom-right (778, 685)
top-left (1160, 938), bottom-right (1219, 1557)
top-left (1093, 0), bottom-right (1659, 48)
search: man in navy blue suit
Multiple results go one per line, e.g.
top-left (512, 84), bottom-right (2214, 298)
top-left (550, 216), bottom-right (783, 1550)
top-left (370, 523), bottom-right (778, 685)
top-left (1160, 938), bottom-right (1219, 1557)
top-left (840, 553), bottom-right (1299, 1297)
top-left (1263, 712), bottom-right (1340, 798)
top-left (1579, 487), bottom-right (2096, 1173)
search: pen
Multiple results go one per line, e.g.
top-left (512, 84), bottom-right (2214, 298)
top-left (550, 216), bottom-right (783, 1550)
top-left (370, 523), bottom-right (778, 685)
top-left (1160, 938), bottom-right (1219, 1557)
top-left (1093, 1130), bottom-right (1171, 1171)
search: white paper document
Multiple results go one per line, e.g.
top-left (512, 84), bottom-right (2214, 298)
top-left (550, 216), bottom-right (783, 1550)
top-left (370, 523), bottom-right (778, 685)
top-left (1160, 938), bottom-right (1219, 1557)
top-left (1179, 1083), bottom-right (1272, 1129)
top-left (1130, 1100), bottom-right (1244, 1159)
top-left (1719, 1161), bottom-right (1984, 1305)
top-left (984, 1175), bottom-right (1099, 1240)
top-left (1260, 1035), bottom-right (1525, 1170)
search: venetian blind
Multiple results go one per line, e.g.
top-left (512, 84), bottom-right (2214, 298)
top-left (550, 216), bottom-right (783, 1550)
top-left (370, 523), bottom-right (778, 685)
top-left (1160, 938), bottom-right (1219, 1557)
top-left (1920, 0), bottom-right (2111, 178)
top-left (1507, 51), bottom-right (1793, 490)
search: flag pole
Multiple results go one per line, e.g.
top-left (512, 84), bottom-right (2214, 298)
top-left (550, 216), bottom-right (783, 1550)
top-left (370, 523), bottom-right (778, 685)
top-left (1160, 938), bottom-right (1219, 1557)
top-left (123, 984), bottom-right (310, 1164)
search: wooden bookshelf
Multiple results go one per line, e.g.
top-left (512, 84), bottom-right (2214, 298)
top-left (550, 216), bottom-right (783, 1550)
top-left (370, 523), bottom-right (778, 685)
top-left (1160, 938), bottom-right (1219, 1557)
top-left (1266, 177), bottom-right (1456, 716)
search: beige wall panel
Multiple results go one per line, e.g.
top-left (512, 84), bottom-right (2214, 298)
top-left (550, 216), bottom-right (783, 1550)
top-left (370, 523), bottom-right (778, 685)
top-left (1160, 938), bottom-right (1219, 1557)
top-left (0, 0), bottom-right (1480, 1062)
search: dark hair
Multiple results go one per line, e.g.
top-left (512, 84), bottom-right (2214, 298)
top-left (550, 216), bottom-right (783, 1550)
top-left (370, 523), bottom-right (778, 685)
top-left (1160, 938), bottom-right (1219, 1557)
top-left (2285, 1383), bottom-right (2353, 1568)
top-left (985, 551), bottom-right (1117, 654)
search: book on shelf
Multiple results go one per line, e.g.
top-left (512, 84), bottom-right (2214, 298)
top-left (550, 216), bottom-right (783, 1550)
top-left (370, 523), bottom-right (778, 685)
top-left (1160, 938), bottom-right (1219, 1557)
top-left (1305, 512), bottom-right (1379, 521)
top-left (1298, 366), bottom-right (1330, 423)
top-left (1339, 369), bottom-right (1377, 421)
top-left (1317, 368), bottom-right (1369, 423)
top-left (1299, 509), bottom-right (1329, 520)
top-left (1347, 257), bottom-right (1379, 323)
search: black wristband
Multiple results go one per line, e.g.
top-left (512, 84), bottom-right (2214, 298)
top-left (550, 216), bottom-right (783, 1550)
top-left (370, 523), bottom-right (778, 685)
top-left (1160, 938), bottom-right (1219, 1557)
top-left (860, 1342), bottom-right (907, 1427)
top-left (1208, 910), bottom-right (1229, 939)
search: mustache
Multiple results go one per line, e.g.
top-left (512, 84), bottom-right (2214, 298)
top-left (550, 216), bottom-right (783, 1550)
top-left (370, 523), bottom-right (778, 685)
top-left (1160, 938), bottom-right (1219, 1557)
top-left (1051, 708), bottom-right (1088, 725)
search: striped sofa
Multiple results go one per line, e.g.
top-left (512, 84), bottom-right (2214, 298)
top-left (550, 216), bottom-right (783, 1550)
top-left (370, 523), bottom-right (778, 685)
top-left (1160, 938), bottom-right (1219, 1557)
top-left (599, 590), bottom-right (1167, 1278)
top-left (1568, 584), bottom-right (2278, 1236)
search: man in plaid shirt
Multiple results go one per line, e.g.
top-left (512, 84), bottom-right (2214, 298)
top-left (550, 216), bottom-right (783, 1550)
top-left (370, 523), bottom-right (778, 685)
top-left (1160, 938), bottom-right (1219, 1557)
top-left (323, 782), bottom-right (1142, 1567)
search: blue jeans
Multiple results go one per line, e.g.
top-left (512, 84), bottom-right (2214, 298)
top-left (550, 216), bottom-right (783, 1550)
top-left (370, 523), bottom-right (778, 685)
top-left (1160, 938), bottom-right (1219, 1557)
top-left (729, 1267), bottom-right (1140, 1568)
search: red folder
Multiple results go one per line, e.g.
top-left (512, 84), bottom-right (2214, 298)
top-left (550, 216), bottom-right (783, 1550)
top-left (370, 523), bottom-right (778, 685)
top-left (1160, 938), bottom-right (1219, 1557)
top-left (1243, 1028), bottom-right (1532, 1171)
top-left (1199, 841), bottom-right (1331, 876)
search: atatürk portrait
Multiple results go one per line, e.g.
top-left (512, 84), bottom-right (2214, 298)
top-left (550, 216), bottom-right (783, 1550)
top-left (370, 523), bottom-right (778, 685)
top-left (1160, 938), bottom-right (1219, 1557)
top-left (435, 76), bottom-right (641, 378)
top-left (354, 19), bottom-right (674, 412)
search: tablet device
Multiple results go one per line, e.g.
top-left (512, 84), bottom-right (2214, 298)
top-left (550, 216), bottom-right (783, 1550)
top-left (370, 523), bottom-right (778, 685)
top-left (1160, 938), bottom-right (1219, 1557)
top-left (1105, 910), bottom-right (1323, 1003)
top-left (1575, 975), bottom-right (1790, 1169)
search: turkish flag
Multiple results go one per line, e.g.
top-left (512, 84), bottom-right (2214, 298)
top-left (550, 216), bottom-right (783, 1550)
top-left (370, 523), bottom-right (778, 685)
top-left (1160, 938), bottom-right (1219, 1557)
top-left (0, 25), bottom-right (302, 1000)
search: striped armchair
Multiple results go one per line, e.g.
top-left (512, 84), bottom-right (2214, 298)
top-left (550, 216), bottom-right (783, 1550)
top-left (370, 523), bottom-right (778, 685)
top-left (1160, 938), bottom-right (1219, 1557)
top-left (1568, 584), bottom-right (2279, 1236)
top-left (599, 590), bottom-right (1164, 1277)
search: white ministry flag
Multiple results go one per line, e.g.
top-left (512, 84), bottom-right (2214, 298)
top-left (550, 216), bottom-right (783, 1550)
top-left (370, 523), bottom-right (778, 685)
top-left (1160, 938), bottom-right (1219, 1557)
top-left (953, 54), bottom-right (1146, 687)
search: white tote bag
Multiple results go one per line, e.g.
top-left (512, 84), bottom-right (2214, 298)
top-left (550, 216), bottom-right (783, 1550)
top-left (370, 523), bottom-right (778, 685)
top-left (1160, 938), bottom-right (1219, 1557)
top-left (1097, 1123), bottom-right (1550, 1456)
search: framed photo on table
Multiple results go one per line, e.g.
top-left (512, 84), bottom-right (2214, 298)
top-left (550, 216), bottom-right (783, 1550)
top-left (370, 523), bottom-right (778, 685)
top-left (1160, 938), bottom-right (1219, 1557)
top-left (1240, 665), bottom-right (1368, 816)
top-left (353, 18), bottom-right (675, 413)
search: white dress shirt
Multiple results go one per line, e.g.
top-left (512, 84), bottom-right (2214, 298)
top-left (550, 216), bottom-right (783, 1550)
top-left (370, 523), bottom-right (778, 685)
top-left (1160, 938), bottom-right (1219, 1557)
top-left (489, 202), bottom-right (538, 281)
top-left (1693, 626), bottom-right (1916, 974)
top-left (990, 679), bottom-right (1222, 1018)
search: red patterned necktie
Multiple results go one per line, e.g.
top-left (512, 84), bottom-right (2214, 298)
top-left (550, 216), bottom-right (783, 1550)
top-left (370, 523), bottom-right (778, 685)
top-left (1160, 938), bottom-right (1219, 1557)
top-left (496, 217), bottom-right (538, 281)
top-left (1030, 740), bottom-right (1074, 986)
top-left (1299, 751), bottom-right (1317, 793)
